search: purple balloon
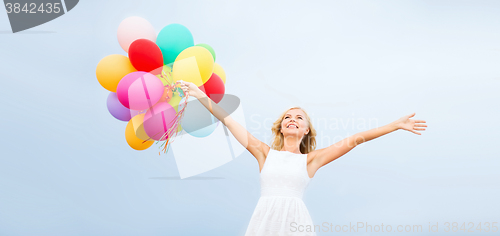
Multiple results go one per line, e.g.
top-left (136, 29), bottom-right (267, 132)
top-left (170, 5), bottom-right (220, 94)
top-left (107, 92), bottom-right (142, 121)
top-left (107, 92), bottom-right (132, 121)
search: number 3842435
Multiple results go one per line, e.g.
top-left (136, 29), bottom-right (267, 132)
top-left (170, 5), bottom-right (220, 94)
top-left (5, 3), bottom-right (62, 14)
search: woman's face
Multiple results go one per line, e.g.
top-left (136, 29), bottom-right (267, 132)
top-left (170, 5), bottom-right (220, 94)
top-left (280, 109), bottom-right (309, 138)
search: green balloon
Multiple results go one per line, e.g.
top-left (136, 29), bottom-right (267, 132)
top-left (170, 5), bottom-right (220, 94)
top-left (195, 43), bottom-right (216, 62)
top-left (156, 24), bottom-right (194, 65)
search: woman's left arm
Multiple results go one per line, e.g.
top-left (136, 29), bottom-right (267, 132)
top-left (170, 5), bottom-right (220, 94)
top-left (310, 112), bottom-right (427, 168)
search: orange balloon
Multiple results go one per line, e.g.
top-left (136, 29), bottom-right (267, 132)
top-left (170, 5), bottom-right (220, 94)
top-left (158, 87), bottom-right (173, 103)
top-left (125, 113), bottom-right (154, 150)
top-left (96, 54), bottom-right (137, 92)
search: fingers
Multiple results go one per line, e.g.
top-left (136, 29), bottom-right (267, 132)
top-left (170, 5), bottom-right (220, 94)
top-left (179, 80), bottom-right (193, 88)
top-left (407, 113), bottom-right (426, 124)
top-left (179, 82), bottom-right (188, 92)
top-left (414, 124), bottom-right (427, 127)
top-left (179, 80), bottom-right (190, 88)
top-left (411, 124), bottom-right (426, 134)
top-left (410, 130), bottom-right (421, 135)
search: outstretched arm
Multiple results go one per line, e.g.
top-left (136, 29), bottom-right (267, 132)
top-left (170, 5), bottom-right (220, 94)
top-left (310, 113), bottom-right (427, 169)
top-left (179, 81), bottom-right (269, 161)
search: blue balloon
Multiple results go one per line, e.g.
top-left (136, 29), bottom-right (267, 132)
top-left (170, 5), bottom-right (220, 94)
top-left (180, 97), bottom-right (219, 137)
top-left (156, 24), bottom-right (194, 65)
top-left (187, 120), bottom-right (218, 138)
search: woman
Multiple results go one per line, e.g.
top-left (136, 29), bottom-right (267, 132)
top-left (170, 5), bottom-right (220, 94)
top-left (179, 81), bottom-right (427, 235)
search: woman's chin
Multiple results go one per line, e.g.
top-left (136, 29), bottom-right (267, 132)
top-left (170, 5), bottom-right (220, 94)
top-left (282, 130), bottom-right (301, 137)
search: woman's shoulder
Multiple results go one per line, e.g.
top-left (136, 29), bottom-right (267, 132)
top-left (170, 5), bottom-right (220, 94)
top-left (263, 145), bottom-right (272, 157)
top-left (306, 149), bottom-right (319, 164)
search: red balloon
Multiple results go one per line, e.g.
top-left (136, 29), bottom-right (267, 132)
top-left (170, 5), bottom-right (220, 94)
top-left (199, 73), bottom-right (225, 103)
top-left (128, 39), bottom-right (163, 75)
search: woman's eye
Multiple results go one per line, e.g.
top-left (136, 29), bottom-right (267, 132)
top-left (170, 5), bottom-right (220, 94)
top-left (299, 117), bottom-right (303, 119)
top-left (285, 117), bottom-right (289, 119)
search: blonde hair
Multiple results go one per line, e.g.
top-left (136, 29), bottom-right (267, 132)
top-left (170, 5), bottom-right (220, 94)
top-left (270, 107), bottom-right (317, 154)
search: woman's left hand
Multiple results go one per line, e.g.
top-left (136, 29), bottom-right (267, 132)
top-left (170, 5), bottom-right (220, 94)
top-left (394, 113), bottom-right (427, 135)
top-left (179, 80), bottom-right (204, 99)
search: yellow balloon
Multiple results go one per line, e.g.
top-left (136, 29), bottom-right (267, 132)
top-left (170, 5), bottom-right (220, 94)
top-left (155, 65), bottom-right (174, 86)
top-left (213, 63), bottom-right (226, 84)
top-left (125, 113), bottom-right (154, 150)
top-left (173, 46), bottom-right (214, 87)
top-left (168, 92), bottom-right (183, 112)
top-left (96, 54), bottom-right (137, 92)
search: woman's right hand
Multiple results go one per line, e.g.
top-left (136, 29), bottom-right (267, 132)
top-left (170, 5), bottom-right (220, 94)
top-left (179, 80), bottom-right (203, 99)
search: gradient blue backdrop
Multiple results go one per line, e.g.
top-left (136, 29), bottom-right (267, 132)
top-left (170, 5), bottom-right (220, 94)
top-left (1, 0), bottom-right (499, 235)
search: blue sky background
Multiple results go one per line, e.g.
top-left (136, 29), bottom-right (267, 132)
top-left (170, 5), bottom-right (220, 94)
top-left (1, 0), bottom-right (500, 235)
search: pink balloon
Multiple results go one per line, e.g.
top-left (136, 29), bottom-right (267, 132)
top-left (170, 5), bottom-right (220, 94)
top-left (117, 16), bottom-right (156, 53)
top-left (116, 72), bottom-right (164, 110)
top-left (143, 102), bottom-right (177, 141)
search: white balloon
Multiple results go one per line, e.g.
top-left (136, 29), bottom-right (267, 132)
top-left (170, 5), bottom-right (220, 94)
top-left (117, 16), bottom-right (156, 53)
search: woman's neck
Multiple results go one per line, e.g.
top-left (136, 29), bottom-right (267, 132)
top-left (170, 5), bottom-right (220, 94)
top-left (280, 141), bottom-right (302, 154)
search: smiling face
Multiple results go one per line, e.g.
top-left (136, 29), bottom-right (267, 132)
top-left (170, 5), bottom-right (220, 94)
top-left (280, 108), bottom-right (310, 138)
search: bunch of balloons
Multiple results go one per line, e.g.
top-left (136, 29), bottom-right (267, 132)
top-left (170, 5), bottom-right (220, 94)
top-left (96, 16), bottom-right (227, 153)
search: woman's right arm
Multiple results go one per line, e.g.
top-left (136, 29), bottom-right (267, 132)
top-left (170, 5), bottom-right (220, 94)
top-left (179, 81), bottom-right (270, 162)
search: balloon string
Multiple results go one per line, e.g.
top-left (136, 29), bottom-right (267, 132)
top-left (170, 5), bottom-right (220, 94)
top-left (158, 92), bottom-right (189, 155)
top-left (136, 80), bottom-right (188, 156)
top-left (154, 81), bottom-right (188, 155)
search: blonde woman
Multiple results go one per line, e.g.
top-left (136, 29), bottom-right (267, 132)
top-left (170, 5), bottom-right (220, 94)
top-left (180, 81), bottom-right (427, 235)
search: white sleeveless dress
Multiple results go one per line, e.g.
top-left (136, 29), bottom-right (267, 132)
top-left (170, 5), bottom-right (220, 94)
top-left (245, 149), bottom-right (316, 236)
